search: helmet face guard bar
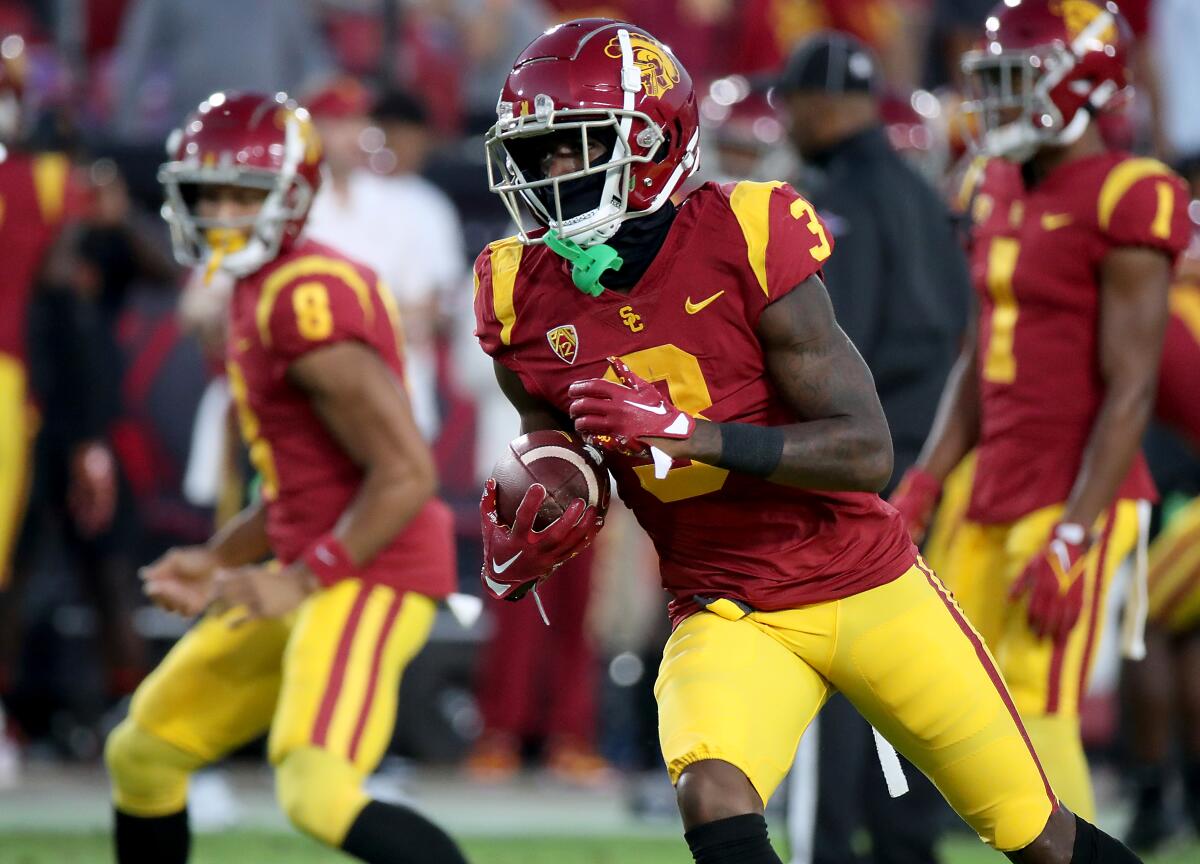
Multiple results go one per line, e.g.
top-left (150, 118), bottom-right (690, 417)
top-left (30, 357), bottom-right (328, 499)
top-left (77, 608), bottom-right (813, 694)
top-left (960, 7), bottom-right (1120, 160)
top-left (158, 164), bottom-right (313, 269)
top-left (485, 105), bottom-right (664, 245)
top-left (960, 48), bottom-right (1063, 158)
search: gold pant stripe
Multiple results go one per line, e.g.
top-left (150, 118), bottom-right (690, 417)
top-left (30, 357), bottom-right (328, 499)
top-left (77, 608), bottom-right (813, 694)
top-left (934, 499), bottom-right (1139, 718)
top-left (1046, 506), bottom-right (1114, 715)
top-left (126, 578), bottom-right (434, 776)
top-left (1147, 497), bottom-right (1200, 626)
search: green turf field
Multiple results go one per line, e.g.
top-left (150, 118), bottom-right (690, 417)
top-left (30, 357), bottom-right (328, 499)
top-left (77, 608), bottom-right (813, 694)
top-left (0, 831), bottom-right (1195, 864)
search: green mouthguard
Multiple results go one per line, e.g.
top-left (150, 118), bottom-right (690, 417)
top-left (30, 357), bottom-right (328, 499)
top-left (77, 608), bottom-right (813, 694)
top-left (544, 229), bottom-right (623, 297)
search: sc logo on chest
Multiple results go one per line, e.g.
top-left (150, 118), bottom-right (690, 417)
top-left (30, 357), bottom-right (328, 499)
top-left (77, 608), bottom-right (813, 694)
top-left (619, 305), bottom-right (644, 332)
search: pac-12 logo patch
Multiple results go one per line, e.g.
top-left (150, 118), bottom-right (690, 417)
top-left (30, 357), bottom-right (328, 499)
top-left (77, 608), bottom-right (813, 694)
top-left (546, 324), bottom-right (579, 364)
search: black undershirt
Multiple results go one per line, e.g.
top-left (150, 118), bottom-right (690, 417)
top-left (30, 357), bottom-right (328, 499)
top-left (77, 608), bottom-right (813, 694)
top-left (602, 202), bottom-right (677, 291)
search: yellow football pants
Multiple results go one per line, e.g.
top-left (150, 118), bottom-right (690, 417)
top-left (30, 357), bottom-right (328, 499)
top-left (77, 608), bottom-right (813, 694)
top-left (105, 581), bottom-right (435, 846)
top-left (927, 452), bottom-right (1141, 818)
top-left (0, 355), bottom-right (34, 589)
top-left (656, 564), bottom-right (1056, 852)
top-left (1147, 496), bottom-right (1200, 633)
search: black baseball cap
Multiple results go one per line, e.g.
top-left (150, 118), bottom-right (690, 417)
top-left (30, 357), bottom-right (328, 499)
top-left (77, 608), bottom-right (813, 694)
top-left (772, 31), bottom-right (881, 96)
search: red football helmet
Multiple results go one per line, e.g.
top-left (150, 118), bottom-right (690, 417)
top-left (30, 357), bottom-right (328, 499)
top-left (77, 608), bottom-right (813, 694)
top-left (0, 34), bottom-right (26, 143)
top-left (485, 19), bottom-right (700, 247)
top-left (961, 0), bottom-right (1131, 162)
top-left (159, 91), bottom-right (324, 276)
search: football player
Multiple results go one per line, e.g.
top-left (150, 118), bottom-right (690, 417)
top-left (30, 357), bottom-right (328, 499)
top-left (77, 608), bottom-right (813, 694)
top-left (1122, 231), bottom-right (1200, 849)
top-left (0, 31), bottom-right (119, 769)
top-left (890, 0), bottom-right (1189, 821)
top-left (474, 17), bottom-right (1143, 864)
top-left (103, 92), bottom-right (468, 864)
top-left (0, 33), bottom-right (97, 605)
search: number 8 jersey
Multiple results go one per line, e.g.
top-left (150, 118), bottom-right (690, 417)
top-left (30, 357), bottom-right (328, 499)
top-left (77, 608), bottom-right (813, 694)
top-left (226, 238), bottom-right (455, 597)
top-left (962, 154), bottom-right (1191, 524)
top-left (474, 181), bottom-right (916, 626)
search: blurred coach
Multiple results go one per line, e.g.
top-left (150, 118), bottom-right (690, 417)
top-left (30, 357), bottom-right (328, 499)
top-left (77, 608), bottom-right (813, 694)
top-left (776, 32), bottom-right (971, 864)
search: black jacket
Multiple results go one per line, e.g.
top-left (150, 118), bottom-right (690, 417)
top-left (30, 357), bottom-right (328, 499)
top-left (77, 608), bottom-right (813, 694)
top-left (799, 127), bottom-right (971, 491)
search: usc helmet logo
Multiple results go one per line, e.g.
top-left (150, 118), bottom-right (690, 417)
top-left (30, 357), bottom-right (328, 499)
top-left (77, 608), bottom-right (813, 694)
top-left (1051, 0), bottom-right (1118, 45)
top-left (604, 34), bottom-right (680, 99)
top-left (276, 107), bottom-right (323, 166)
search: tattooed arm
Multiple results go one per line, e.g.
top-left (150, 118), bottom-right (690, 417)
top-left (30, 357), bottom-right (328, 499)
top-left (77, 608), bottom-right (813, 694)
top-left (649, 275), bottom-right (893, 492)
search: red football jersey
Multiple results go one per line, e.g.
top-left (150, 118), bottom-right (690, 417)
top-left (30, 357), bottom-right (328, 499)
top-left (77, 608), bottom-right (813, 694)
top-left (0, 150), bottom-right (84, 362)
top-left (964, 153), bottom-right (1190, 523)
top-left (226, 239), bottom-right (454, 598)
top-left (474, 181), bottom-right (915, 626)
top-left (1157, 278), bottom-right (1200, 452)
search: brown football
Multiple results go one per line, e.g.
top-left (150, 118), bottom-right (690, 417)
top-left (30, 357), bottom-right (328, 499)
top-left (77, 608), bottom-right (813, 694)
top-left (490, 430), bottom-right (610, 530)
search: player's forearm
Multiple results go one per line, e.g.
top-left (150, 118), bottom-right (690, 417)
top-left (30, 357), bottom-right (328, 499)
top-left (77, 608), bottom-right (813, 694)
top-left (1062, 376), bottom-right (1156, 529)
top-left (679, 416), bottom-right (893, 492)
top-left (914, 342), bottom-right (980, 481)
top-left (331, 462), bottom-right (437, 568)
top-left (205, 499), bottom-right (271, 566)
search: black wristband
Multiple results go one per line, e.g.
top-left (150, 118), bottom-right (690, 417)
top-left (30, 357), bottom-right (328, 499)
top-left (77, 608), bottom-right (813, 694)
top-left (717, 422), bottom-right (784, 478)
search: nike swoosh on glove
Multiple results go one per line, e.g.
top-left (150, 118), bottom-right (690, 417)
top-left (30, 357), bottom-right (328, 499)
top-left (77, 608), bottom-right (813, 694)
top-left (1008, 523), bottom-right (1091, 642)
top-left (567, 356), bottom-right (695, 456)
top-left (479, 478), bottom-right (600, 601)
top-left (888, 467), bottom-right (942, 544)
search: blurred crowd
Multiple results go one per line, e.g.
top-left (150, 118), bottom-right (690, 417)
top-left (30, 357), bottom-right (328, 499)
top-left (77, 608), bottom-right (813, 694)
top-left (2, 0), bottom-right (1199, 852)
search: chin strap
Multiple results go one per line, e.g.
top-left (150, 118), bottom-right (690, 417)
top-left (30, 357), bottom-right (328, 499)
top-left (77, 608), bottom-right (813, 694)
top-left (203, 228), bottom-right (247, 285)
top-left (544, 229), bottom-right (623, 297)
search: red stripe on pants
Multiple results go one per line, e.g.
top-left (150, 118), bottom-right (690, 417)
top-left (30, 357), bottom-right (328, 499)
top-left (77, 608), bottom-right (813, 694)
top-left (347, 592), bottom-right (405, 762)
top-left (312, 585), bottom-right (372, 748)
top-left (1044, 508), bottom-right (1115, 714)
top-left (915, 559), bottom-right (1057, 808)
top-left (1075, 507), bottom-right (1116, 706)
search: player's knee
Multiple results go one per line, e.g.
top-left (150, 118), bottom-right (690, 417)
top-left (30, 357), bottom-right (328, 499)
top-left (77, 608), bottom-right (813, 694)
top-left (104, 719), bottom-right (198, 817)
top-left (675, 759), bottom-right (763, 831)
top-left (274, 747), bottom-right (369, 847)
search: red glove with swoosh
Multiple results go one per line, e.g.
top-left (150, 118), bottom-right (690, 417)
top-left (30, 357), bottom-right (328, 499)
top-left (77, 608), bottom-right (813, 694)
top-left (888, 467), bottom-right (942, 543)
top-left (480, 479), bottom-right (600, 601)
top-left (567, 356), bottom-right (695, 455)
top-left (1009, 522), bottom-right (1091, 642)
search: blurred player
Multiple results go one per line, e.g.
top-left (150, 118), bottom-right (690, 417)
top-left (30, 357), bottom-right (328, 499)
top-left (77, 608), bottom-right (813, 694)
top-left (0, 31), bottom-right (120, 776)
top-left (890, 0), bottom-right (1189, 820)
top-left (474, 17), bottom-right (1145, 864)
top-left (1122, 219), bottom-right (1200, 850)
top-left (103, 92), bottom-right (468, 864)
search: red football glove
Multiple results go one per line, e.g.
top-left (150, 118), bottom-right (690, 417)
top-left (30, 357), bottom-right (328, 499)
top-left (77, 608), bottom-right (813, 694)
top-left (567, 356), bottom-right (695, 455)
top-left (1009, 523), bottom-right (1091, 642)
top-left (479, 478), bottom-right (600, 601)
top-left (888, 467), bottom-right (942, 543)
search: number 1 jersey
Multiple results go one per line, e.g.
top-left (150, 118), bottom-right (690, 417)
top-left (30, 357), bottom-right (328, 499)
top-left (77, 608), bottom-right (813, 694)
top-left (963, 154), bottom-right (1191, 523)
top-left (474, 181), bottom-right (915, 626)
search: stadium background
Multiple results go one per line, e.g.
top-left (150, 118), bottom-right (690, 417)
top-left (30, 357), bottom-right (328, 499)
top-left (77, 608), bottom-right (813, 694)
top-left (0, 0), bottom-right (1196, 861)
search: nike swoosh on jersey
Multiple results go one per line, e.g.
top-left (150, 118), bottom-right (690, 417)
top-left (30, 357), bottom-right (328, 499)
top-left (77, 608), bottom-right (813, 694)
top-left (491, 551), bottom-right (522, 573)
top-left (1040, 213), bottom-right (1073, 231)
top-left (624, 400), bottom-right (668, 415)
top-left (685, 291), bottom-right (725, 314)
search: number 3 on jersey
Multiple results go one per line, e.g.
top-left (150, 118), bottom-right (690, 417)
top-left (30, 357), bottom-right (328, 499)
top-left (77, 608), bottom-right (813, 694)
top-left (603, 344), bottom-right (729, 503)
